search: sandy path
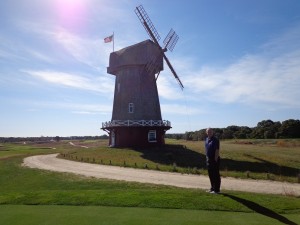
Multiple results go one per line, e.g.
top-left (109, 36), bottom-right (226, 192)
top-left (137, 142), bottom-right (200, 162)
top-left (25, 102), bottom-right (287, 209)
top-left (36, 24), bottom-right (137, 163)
top-left (23, 154), bottom-right (300, 196)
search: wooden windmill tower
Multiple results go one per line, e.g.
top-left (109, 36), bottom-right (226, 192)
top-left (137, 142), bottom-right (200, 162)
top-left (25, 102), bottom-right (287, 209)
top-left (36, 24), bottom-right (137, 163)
top-left (102, 5), bottom-right (183, 147)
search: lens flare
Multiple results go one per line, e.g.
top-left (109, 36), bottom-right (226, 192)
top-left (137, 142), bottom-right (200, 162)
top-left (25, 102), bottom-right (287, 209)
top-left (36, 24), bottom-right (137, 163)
top-left (54, 0), bottom-right (89, 31)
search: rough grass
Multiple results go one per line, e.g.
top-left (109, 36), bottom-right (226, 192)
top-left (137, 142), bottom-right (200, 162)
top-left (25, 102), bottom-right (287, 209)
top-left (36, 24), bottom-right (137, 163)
top-left (58, 139), bottom-right (300, 182)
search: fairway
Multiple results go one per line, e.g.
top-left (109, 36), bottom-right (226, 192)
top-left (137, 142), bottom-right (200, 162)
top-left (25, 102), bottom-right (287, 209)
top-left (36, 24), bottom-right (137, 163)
top-left (1, 205), bottom-right (299, 225)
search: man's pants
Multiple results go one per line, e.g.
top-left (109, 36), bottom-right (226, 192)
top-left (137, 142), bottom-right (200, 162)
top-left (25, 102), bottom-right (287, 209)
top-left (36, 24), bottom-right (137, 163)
top-left (207, 158), bottom-right (221, 192)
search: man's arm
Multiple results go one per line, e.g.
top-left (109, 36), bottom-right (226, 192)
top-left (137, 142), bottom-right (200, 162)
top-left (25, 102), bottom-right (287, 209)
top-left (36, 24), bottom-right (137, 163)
top-left (215, 149), bottom-right (219, 162)
top-left (215, 139), bottom-right (220, 161)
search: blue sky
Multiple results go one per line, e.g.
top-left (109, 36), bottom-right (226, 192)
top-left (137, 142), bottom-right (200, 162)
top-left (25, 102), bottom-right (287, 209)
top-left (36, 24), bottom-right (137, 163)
top-left (1, 0), bottom-right (300, 137)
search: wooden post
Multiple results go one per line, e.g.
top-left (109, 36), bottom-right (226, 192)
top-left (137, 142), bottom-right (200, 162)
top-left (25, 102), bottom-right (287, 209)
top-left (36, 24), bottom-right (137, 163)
top-left (246, 171), bottom-right (250, 178)
top-left (173, 163), bottom-right (177, 172)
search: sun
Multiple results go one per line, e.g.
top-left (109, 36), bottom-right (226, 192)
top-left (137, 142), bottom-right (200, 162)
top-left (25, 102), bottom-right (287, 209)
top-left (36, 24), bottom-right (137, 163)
top-left (54, 0), bottom-right (89, 30)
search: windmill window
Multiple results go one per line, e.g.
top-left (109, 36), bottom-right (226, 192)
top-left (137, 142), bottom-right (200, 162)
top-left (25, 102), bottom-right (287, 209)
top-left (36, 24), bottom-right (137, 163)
top-left (148, 130), bottom-right (157, 142)
top-left (128, 103), bottom-right (134, 113)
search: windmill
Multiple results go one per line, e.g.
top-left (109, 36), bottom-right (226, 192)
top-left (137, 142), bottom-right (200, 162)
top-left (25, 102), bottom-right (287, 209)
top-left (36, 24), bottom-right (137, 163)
top-left (101, 5), bottom-right (183, 147)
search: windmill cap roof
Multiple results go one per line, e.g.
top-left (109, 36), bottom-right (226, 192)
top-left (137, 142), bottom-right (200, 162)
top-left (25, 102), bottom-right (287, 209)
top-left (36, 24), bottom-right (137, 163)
top-left (107, 39), bottom-right (163, 75)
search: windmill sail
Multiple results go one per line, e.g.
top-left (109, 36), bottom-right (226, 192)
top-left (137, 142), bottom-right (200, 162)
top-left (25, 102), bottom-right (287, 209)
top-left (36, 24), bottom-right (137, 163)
top-left (163, 29), bottom-right (179, 52)
top-left (135, 5), bottom-right (160, 44)
top-left (163, 54), bottom-right (184, 89)
top-left (135, 5), bottom-right (184, 90)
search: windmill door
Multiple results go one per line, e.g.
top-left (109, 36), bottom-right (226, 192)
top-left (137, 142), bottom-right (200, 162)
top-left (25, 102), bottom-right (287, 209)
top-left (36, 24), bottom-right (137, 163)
top-left (111, 131), bottom-right (115, 147)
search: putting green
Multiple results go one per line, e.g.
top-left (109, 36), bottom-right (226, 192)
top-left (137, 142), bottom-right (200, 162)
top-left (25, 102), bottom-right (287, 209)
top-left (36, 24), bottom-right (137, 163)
top-left (0, 205), bottom-right (299, 225)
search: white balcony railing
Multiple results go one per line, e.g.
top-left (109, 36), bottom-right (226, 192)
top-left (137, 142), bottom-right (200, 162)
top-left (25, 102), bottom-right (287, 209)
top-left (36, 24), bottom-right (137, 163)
top-left (102, 120), bottom-right (171, 128)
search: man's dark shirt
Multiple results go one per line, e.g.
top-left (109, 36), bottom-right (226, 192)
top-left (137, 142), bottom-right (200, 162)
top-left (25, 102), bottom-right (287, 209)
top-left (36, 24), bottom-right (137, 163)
top-left (205, 136), bottom-right (219, 160)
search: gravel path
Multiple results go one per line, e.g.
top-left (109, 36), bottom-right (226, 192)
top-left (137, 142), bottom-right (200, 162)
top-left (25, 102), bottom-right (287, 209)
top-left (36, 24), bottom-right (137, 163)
top-left (23, 154), bottom-right (300, 196)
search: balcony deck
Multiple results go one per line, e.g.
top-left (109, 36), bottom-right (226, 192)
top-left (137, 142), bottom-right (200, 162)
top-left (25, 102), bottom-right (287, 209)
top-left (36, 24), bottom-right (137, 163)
top-left (102, 120), bottom-right (171, 129)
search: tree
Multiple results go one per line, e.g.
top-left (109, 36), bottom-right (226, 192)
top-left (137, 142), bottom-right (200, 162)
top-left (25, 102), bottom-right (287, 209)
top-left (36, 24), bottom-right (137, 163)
top-left (166, 118), bottom-right (299, 140)
top-left (54, 136), bottom-right (60, 142)
top-left (198, 129), bottom-right (207, 141)
top-left (238, 126), bottom-right (252, 139)
top-left (250, 120), bottom-right (280, 139)
top-left (278, 119), bottom-right (300, 138)
top-left (222, 128), bottom-right (234, 139)
top-left (213, 128), bottom-right (223, 139)
top-left (184, 132), bottom-right (193, 141)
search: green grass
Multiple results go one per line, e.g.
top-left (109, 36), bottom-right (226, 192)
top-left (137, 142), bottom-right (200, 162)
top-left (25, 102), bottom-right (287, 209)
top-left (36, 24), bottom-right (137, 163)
top-left (1, 205), bottom-right (299, 225)
top-left (0, 140), bottom-right (300, 225)
top-left (0, 156), bottom-right (294, 212)
top-left (0, 142), bottom-right (62, 159)
top-left (0, 150), bottom-right (299, 213)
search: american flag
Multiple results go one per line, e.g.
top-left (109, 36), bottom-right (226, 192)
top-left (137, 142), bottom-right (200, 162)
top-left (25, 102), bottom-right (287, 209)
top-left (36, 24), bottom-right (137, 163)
top-left (104, 35), bottom-right (113, 43)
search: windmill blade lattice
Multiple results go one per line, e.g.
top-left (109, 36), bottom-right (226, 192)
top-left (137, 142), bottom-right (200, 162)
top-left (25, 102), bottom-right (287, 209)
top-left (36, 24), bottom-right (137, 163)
top-left (135, 5), bottom-right (160, 44)
top-left (163, 29), bottom-right (179, 52)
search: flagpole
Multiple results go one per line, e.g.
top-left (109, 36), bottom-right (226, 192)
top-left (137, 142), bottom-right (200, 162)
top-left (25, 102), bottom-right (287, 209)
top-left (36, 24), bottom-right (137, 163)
top-left (113, 32), bottom-right (114, 52)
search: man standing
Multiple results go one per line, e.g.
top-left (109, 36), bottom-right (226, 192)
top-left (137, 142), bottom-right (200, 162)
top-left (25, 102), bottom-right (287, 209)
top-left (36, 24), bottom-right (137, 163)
top-left (205, 128), bottom-right (221, 194)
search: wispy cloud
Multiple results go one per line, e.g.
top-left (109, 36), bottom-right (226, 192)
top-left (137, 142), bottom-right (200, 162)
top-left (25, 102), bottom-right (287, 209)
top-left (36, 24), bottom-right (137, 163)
top-left (12, 20), bottom-right (110, 69)
top-left (56, 102), bottom-right (112, 115)
top-left (157, 75), bottom-right (184, 100)
top-left (9, 1), bottom-right (138, 70)
top-left (3, 1), bottom-right (300, 115)
top-left (24, 70), bottom-right (114, 94)
top-left (27, 100), bottom-right (112, 115)
top-left (161, 103), bottom-right (205, 115)
top-left (51, 28), bottom-right (110, 68)
top-left (24, 48), bottom-right (57, 63)
top-left (184, 24), bottom-right (300, 109)
top-left (0, 37), bottom-right (31, 62)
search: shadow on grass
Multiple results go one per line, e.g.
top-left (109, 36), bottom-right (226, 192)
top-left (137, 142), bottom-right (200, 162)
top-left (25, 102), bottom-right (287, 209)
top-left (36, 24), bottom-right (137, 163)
top-left (221, 157), bottom-right (299, 177)
top-left (134, 144), bottom-right (298, 177)
top-left (134, 144), bottom-right (206, 168)
top-left (222, 193), bottom-right (298, 225)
